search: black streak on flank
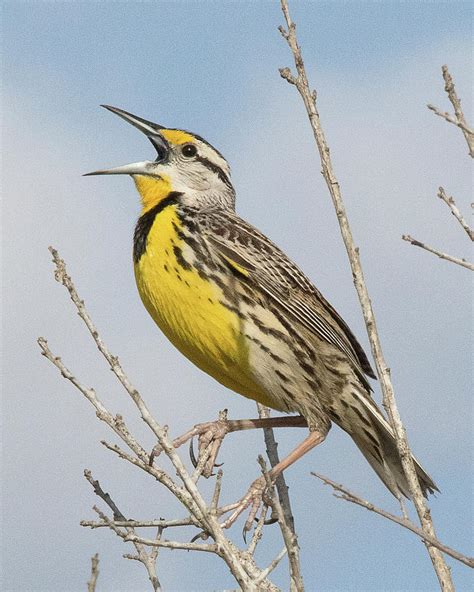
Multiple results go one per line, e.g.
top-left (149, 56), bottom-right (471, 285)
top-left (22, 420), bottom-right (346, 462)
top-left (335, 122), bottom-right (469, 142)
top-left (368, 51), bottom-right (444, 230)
top-left (275, 369), bottom-right (290, 383)
top-left (133, 192), bottom-right (183, 263)
top-left (350, 403), bottom-right (372, 427)
top-left (172, 220), bottom-right (186, 240)
top-left (173, 246), bottom-right (192, 271)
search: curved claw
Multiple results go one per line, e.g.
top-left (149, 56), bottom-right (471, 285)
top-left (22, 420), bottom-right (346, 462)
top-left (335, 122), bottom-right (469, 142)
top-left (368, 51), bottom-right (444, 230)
top-left (190, 530), bottom-right (209, 543)
top-left (189, 437), bottom-right (198, 468)
top-left (149, 444), bottom-right (162, 466)
top-left (220, 475), bottom-right (268, 536)
top-left (263, 504), bottom-right (279, 525)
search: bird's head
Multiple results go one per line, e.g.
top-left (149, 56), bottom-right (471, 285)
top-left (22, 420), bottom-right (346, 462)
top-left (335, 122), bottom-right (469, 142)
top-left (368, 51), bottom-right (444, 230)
top-left (85, 105), bottom-right (235, 213)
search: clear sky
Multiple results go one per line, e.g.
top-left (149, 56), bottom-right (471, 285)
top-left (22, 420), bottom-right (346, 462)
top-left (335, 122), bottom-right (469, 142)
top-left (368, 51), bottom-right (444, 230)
top-left (3, 1), bottom-right (473, 591)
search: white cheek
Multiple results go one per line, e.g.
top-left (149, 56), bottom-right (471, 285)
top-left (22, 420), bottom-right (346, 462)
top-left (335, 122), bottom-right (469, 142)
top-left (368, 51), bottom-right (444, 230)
top-left (168, 167), bottom-right (211, 192)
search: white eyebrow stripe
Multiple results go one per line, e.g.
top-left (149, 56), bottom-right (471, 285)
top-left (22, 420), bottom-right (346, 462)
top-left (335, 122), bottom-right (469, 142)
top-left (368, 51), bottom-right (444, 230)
top-left (196, 141), bottom-right (231, 175)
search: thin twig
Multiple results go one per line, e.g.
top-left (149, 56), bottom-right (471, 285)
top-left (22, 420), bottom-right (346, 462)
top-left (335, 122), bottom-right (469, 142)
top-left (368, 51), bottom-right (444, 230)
top-left (86, 475), bottom-right (162, 592)
top-left (437, 187), bottom-right (474, 241)
top-left (122, 534), bottom-right (216, 553)
top-left (46, 250), bottom-right (208, 519)
top-left (312, 473), bottom-right (474, 569)
top-left (37, 339), bottom-right (146, 458)
top-left (254, 547), bottom-right (288, 585)
top-left (42, 248), bottom-right (282, 591)
top-left (278, 2), bottom-right (455, 589)
top-left (87, 553), bottom-right (100, 592)
top-left (81, 518), bottom-right (195, 529)
top-left (441, 65), bottom-right (473, 157)
top-left (149, 526), bottom-right (163, 568)
top-left (257, 404), bottom-right (297, 535)
top-left (211, 469), bottom-right (224, 515)
top-left (191, 441), bottom-right (213, 482)
top-left (84, 470), bottom-right (127, 520)
top-left (247, 504), bottom-right (269, 556)
top-left (402, 235), bottom-right (474, 271)
top-left (93, 505), bottom-right (216, 553)
top-left (258, 455), bottom-right (305, 592)
top-left (427, 104), bottom-right (474, 137)
top-left (37, 339), bottom-right (193, 510)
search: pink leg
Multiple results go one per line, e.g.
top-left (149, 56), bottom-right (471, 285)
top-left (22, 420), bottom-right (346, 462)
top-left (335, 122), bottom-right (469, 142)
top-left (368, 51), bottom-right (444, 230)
top-left (150, 415), bottom-right (308, 477)
top-left (221, 430), bottom-right (327, 533)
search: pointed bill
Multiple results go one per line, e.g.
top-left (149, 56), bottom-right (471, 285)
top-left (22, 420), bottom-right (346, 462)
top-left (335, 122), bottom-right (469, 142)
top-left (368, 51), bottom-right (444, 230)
top-left (83, 160), bottom-right (153, 176)
top-left (101, 105), bottom-right (165, 136)
top-left (85, 106), bottom-right (169, 176)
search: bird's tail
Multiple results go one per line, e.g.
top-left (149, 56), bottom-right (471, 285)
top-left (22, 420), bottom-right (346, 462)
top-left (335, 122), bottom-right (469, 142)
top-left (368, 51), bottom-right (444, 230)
top-left (333, 386), bottom-right (438, 498)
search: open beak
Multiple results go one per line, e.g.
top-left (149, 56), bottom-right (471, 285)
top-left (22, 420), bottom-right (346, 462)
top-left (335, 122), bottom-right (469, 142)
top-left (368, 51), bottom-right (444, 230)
top-left (84, 105), bottom-right (169, 176)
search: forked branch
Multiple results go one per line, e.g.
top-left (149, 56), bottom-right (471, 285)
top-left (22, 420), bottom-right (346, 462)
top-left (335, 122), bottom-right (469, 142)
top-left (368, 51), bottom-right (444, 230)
top-left (427, 65), bottom-right (474, 157)
top-left (404, 69), bottom-right (473, 270)
top-left (278, 1), bottom-right (455, 589)
top-left (39, 247), bottom-right (308, 591)
top-left (437, 187), bottom-right (473, 241)
top-left (312, 473), bottom-right (474, 569)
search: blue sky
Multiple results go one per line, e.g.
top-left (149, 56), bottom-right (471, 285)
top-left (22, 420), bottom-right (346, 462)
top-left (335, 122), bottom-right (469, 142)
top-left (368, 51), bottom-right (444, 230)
top-left (3, 1), bottom-right (473, 591)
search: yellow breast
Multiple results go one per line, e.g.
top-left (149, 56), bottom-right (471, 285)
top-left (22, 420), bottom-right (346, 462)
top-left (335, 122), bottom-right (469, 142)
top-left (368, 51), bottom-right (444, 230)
top-left (134, 204), bottom-right (262, 398)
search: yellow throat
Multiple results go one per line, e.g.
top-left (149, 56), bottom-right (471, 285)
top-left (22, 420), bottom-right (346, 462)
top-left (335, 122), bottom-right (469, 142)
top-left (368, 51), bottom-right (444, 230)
top-left (132, 178), bottom-right (269, 404)
top-left (133, 174), bottom-right (172, 214)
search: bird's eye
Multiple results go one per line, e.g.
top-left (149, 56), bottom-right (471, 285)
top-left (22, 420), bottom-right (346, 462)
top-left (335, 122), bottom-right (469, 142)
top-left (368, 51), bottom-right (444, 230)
top-left (182, 144), bottom-right (197, 158)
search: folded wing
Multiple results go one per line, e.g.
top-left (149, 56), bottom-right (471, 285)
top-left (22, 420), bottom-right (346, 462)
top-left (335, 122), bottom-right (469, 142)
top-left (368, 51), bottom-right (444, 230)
top-left (201, 210), bottom-right (376, 391)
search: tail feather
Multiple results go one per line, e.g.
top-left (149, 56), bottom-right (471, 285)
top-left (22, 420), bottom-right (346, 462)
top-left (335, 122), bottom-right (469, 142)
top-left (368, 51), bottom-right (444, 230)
top-left (333, 386), bottom-right (438, 499)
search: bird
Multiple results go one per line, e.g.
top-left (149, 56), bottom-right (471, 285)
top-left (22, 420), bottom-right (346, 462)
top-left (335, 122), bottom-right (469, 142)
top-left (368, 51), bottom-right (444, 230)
top-left (86, 105), bottom-right (437, 529)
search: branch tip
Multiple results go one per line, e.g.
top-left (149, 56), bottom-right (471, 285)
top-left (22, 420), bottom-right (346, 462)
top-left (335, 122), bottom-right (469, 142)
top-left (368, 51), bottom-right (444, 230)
top-left (279, 67), bottom-right (296, 85)
top-left (279, 1), bottom-right (456, 587)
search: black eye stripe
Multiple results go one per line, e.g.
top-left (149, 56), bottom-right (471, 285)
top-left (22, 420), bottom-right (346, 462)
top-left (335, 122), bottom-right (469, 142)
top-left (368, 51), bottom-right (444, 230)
top-left (195, 155), bottom-right (232, 188)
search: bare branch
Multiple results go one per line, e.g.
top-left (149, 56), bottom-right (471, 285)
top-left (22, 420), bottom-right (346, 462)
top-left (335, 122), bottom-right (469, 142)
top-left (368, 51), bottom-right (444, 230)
top-left (84, 470), bottom-right (126, 520)
top-left (278, 1), bottom-right (455, 589)
top-left (87, 553), bottom-right (99, 592)
top-left (402, 235), bottom-right (474, 271)
top-left (46, 250), bottom-right (209, 520)
top-left (257, 405), bottom-right (298, 535)
top-left (85, 475), bottom-right (162, 592)
top-left (37, 339), bottom-right (193, 510)
top-left (94, 508), bottom-right (217, 553)
top-left (427, 104), bottom-right (474, 136)
top-left (148, 526), bottom-right (163, 567)
top-left (210, 469), bottom-right (224, 515)
top-left (441, 65), bottom-right (473, 157)
top-left (37, 338), bottom-right (151, 462)
top-left (247, 504), bottom-right (269, 556)
top-left (41, 248), bottom-right (283, 591)
top-left (258, 456), bottom-right (304, 592)
top-left (312, 473), bottom-right (474, 569)
top-left (121, 535), bottom-right (216, 553)
top-left (255, 547), bottom-right (288, 585)
top-left (437, 187), bottom-right (474, 241)
top-left (81, 518), bottom-right (195, 530)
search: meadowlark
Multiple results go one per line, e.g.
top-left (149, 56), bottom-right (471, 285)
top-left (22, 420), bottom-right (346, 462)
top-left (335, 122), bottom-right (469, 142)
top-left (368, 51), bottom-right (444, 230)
top-left (86, 105), bottom-right (437, 529)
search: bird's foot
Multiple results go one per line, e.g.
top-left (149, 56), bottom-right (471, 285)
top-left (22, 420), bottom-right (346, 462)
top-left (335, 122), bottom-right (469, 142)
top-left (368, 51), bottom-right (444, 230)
top-left (149, 410), bottom-right (230, 477)
top-left (219, 475), bottom-right (274, 537)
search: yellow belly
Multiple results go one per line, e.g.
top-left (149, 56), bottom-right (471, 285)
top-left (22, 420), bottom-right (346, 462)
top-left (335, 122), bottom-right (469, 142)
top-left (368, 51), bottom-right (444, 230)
top-left (134, 206), bottom-right (268, 401)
